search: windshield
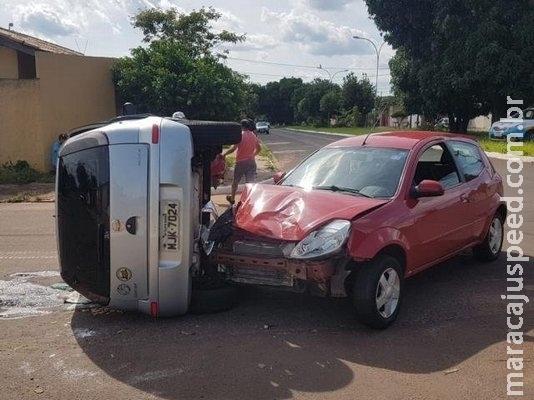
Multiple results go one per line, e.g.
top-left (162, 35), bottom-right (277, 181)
top-left (280, 146), bottom-right (409, 198)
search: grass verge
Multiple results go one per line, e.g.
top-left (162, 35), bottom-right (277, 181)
top-left (288, 126), bottom-right (534, 156)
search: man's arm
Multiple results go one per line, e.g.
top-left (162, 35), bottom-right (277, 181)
top-left (223, 145), bottom-right (237, 157)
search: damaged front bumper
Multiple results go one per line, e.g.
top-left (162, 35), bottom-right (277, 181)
top-left (210, 243), bottom-right (350, 297)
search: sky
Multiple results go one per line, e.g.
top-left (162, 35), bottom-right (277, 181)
top-left (1, 0), bottom-right (394, 95)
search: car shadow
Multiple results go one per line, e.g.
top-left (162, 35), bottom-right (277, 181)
top-left (69, 252), bottom-right (533, 399)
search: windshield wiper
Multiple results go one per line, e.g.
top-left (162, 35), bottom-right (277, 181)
top-left (312, 185), bottom-right (371, 197)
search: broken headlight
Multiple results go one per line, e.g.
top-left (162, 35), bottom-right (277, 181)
top-left (290, 219), bottom-right (350, 259)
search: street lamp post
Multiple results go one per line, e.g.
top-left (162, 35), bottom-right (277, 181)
top-left (352, 35), bottom-right (386, 97)
top-left (316, 66), bottom-right (349, 127)
top-left (317, 64), bottom-right (332, 81)
top-left (317, 65), bottom-right (349, 83)
top-left (331, 69), bottom-right (349, 83)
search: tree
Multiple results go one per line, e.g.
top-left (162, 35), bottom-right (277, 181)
top-left (340, 73), bottom-right (375, 126)
top-left (112, 7), bottom-right (248, 119)
top-left (365, 0), bottom-right (534, 132)
top-left (257, 78), bottom-right (304, 125)
top-left (320, 91), bottom-right (341, 124)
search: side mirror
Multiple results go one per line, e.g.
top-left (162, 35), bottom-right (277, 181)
top-left (412, 179), bottom-right (444, 198)
top-left (273, 172), bottom-right (286, 184)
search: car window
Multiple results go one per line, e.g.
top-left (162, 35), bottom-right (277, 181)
top-left (414, 143), bottom-right (460, 189)
top-left (524, 109), bottom-right (534, 120)
top-left (281, 147), bottom-right (409, 198)
top-left (449, 141), bottom-right (484, 181)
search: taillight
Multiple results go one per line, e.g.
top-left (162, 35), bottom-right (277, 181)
top-left (152, 124), bottom-right (159, 144)
top-left (150, 301), bottom-right (159, 317)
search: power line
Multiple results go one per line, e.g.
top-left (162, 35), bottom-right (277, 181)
top-left (226, 56), bottom-right (390, 71)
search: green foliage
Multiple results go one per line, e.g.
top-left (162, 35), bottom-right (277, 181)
top-left (366, 0), bottom-right (534, 132)
top-left (341, 73), bottom-right (375, 124)
top-left (320, 91), bottom-right (341, 117)
top-left (337, 106), bottom-right (362, 127)
top-left (254, 78), bottom-right (304, 125)
top-left (113, 7), bottom-right (247, 119)
top-left (0, 160), bottom-right (53, 184)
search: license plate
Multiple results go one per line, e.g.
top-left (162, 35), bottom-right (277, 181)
top-left (160, 201), bottom-right (180, 252)
top-left (493, 132), bottom-right (502, 138)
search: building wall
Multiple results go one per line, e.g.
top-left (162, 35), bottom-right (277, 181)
top-left (0, 51), bottom-right (116, 172)
top-left (0, 79), bottom-right (42, 165)
top-left (467, 114), bottom-right (492, 132)
top-left (0, 47), bottom-right (18, 78)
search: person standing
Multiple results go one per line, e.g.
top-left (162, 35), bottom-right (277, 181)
top-left (223, 119), bottom-right (262, 205)
top-left (50, 133), bottom-right (67, 173)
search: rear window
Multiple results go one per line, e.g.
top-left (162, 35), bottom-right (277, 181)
top-left (449, 141), bottom-right (484, 181)
top-left (57, 146), bottom-right (110, 299)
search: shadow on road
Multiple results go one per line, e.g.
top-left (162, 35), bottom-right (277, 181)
top-left (69, 253), bottom-right (533, 399)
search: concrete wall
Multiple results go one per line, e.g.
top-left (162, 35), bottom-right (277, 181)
top-left (467, 114), bottom-right (492, 132)
top-left (0, 47), bottom-right (18, 78)
top-left (0, 51), bottom-right (116, 172)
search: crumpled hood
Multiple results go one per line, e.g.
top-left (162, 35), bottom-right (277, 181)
top-left (234, 183), bottom-right (389, 241)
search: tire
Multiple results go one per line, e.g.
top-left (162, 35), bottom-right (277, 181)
top-left (525, 131), bottom-right (534, 142)
top-left (353, 255), bottom-right (403, 329)
top-left (473, 213), bottom-right (504, 262)
top-left (181, 120), bottom-right (242, 147)
top-left (189, 277), bottom-right (238, 314)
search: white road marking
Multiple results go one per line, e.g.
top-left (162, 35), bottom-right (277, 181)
top-left (0, 251), bottom-right (57, 259)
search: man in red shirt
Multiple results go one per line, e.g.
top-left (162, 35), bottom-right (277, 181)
top-left (223, 119), bottom-right (262, 205)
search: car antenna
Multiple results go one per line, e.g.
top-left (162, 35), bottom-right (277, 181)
top-left (362, 103), bottom-right (385, 146)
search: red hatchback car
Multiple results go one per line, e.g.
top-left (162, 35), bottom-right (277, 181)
top-left (209, 131), bottom-right (506, 329)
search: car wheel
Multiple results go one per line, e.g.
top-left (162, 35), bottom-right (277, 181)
top-left (473, 213), bottom-right (504, 262)
top-left (189, 276), bottom-right (238, 314)
top-left (525, 131), bottom-right (534, 142)
top-left (353, 254), bottom-right (403, 329)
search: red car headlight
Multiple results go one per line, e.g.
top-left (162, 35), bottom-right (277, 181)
top-left (290, 219), bottom-right (351, 259)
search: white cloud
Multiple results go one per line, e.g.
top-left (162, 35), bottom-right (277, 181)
top-left (13, 2), bottom-right (83, 37)
top-left (306, 0), bottom-right (355, 11)
top-left (0, 0), bottom-right (392, 91)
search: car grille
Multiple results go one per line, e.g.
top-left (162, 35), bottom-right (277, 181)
top-left (230, 266), bottom-right (294, 287)
top-left (233, 240), bottom-right (286, 257)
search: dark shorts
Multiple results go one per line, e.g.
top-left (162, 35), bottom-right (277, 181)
top-left (234, 158), bottom-right (257, 183)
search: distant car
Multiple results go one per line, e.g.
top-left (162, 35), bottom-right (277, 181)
top-left (488, 108), bottom-right (534, 141)
top-left (209, 131), bottom-right (506, 329)
top-left (256, 121), bottom-right (270, 134)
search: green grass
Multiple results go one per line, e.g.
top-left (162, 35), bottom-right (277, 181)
top-left (288, 126), bottom-right (534, 156)
top-left (467, 131), bottom-right (534, 156)
top-left (0, 160), bottom-right (55, 184)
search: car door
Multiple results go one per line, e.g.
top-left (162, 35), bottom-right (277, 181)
top-left (446, 140), bottom-right (491, 241)
top-left (405, 142), bottom-right (472, 271)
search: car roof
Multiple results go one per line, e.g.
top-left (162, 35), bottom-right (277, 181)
top-left (326, 130), bottom-right (477, 150)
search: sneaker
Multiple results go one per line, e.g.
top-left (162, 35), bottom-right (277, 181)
top-left (226, 195), bottom-right (235, 205)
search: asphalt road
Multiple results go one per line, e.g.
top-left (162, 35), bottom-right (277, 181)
top-left (0, 128), bottom-right (532, 400)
